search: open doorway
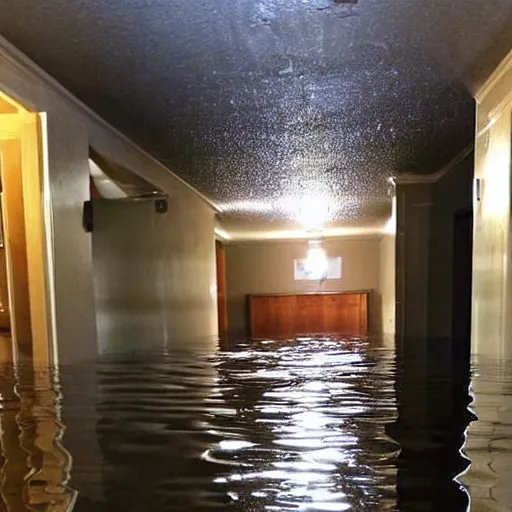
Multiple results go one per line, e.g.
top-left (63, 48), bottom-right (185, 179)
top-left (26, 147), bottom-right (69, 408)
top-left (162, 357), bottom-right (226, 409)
top-left (215, 240), bottom-right (228, 344)
top-left (451, 206), bottom-right (473, 372)
top-left (0, 90), bottom-right (51, 364)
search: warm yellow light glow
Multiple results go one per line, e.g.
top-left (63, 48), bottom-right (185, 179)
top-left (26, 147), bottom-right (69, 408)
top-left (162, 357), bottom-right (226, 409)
top-left (277, 195), bottom-right (331, 232)
top-left (304, 242), bottom-right (328, 280)
top-left (0, 90), bottom-right (29, 114)
top-left (216, 194), bottom-right (333, 232)
top-left (298, 196), bottom-right (330, 232)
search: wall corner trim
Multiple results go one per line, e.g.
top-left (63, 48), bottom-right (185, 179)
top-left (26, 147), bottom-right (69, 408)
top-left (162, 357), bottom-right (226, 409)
top-left (0, 35), bottom-right (220, 213)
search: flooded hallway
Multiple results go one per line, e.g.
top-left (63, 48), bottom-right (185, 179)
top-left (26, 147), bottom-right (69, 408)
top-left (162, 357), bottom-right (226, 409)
top-left (0, 1), bottom-right (512, 510)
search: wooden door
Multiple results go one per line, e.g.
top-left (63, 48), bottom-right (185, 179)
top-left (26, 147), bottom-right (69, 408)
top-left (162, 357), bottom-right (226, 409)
top-left (216, 240), bottom-right (228, 337)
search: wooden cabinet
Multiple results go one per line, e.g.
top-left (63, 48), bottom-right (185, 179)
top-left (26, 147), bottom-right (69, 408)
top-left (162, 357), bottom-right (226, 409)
top-left (248, 292), bottom-right (369, 339)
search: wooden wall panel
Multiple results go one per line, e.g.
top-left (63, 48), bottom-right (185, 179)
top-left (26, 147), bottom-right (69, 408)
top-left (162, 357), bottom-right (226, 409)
top-left (249, 292), bottom-right (369, 339)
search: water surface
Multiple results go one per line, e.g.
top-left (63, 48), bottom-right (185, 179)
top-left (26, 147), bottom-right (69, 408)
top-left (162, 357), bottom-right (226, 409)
top-left (0, 338), bottom-right (511, 511)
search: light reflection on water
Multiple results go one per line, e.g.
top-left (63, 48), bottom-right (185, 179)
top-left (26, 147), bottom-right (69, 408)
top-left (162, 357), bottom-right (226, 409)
top-left (0, 338), bottom-right (510, 511)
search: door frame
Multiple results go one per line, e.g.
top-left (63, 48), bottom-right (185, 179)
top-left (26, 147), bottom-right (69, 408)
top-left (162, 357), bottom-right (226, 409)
top-left (215, 239), bottom-right (228, 341)
top-left (0, 90), bottom-right (54, 365)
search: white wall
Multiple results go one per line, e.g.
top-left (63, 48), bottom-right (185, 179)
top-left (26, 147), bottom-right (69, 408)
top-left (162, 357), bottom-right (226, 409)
top-left (0, 37), bottom-right (218, 363)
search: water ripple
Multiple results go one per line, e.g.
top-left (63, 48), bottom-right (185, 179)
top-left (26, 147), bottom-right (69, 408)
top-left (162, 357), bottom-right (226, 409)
top-left (0, 338), bottom-right (493, 511)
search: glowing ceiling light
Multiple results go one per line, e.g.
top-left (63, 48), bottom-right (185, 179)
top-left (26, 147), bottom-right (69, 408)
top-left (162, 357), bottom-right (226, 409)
top-left (298, 195), bottom-right (330, 231)
top-left (277, 195), bottom-right (331, 232)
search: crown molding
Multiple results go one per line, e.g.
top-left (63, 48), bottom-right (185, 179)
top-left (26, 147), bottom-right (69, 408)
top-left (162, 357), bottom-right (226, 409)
top-left (476, 48), bottom-right (512, 103)
top-left (395, 144), bottom-right (474, 185)
top-left (0, 35), bottom-right (220, 213)
top-left (225, 233), bottom-right (384, 246)
top-left (223, 227), bottom-right (386, 244)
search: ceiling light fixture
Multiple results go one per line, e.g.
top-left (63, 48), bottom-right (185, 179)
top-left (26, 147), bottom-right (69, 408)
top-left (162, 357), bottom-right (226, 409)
top-left (297, 195), bottom-right (331, 232)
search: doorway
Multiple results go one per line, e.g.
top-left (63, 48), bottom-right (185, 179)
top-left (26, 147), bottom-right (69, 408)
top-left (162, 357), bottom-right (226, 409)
top-left (0, 90), bottom-right (51, 364)
top-left (451, 206), bottom-right (473, 370)
top-left (215, 240), bottom-right (228, 342)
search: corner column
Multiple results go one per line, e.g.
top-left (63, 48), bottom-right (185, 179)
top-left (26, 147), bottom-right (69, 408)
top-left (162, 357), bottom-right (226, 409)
top-left (395, 181), bottom-right (433, 351)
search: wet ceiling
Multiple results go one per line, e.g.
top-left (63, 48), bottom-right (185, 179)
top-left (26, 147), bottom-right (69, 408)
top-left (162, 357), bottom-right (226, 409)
top-left (0, 0), bottom-right (511, 235)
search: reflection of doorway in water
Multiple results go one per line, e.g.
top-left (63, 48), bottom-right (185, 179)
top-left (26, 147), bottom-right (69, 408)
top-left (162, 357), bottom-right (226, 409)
top-left (385, 342), bottom-right (473, 511)
top-left (0, 89), bottom-right (52, 364)
top-left (0, 364), bottom-right (77, 511)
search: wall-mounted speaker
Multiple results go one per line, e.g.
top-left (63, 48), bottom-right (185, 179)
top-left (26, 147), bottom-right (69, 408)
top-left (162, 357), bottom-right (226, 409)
top-left (155, 199), bottom-right (168, 214)
top-left (83, 200), bottom-right (94, 232)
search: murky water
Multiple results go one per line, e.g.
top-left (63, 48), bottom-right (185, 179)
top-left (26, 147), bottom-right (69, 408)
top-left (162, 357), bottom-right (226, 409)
top-left (0, 338), bottom-right (511, 511)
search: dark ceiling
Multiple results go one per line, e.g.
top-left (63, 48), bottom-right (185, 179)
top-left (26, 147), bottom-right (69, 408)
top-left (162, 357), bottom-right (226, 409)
top-left (1, 0), bottom-right (511, 229)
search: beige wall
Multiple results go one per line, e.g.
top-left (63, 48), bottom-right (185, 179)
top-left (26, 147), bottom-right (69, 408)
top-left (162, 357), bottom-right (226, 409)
top-left (395, 182), bottom-right (434, 344)
top-left (92, 200), bottom-right (216, 354)
top-left (225, 238), bottom-right (383, 339)
top-left (472, 50), bottom-right (512, 358)
top-left (395, 152), bottom-right (473, 347)
top-left (0, 37), bottom-right (217, 363)
top-left (428, 153), bottom-right (473, 339)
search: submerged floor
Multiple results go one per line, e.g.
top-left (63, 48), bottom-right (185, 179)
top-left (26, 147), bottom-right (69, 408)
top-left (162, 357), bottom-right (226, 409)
top-left (0, 338), bottom-right (510, 511)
